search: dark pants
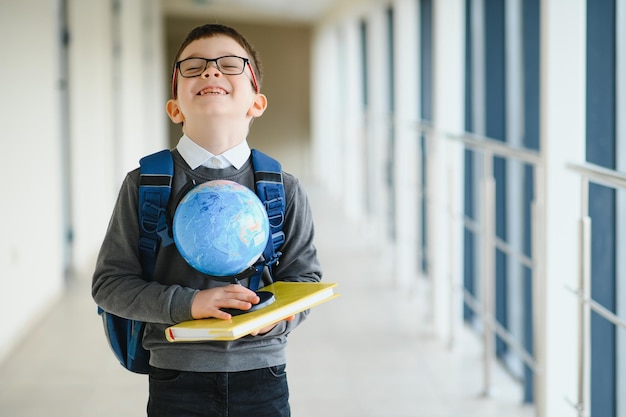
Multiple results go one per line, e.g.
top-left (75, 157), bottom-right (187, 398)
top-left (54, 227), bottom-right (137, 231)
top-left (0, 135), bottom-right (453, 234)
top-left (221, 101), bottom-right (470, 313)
top-left (147, 365), bottom-right (290, 417)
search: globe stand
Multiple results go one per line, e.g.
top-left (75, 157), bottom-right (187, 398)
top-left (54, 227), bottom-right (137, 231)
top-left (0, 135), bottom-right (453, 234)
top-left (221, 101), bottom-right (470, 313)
top-left (216, 272), bottom-right (276, 316)
top-left (221, 290), bottom-right (276, 316)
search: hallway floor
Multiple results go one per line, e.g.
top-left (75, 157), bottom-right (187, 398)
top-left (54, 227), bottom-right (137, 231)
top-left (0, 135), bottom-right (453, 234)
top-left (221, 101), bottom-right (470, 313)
top-left (0, 183), bottom-right (535, 417)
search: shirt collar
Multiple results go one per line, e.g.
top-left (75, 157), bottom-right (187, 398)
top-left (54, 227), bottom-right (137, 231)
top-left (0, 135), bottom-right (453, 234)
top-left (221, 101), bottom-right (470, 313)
top-left (176, 134), bottom-right (251, 170)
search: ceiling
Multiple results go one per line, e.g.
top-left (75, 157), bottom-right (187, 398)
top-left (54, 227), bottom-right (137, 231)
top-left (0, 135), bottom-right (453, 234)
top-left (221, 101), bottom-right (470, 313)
top-left (161, 0), bottom-right (341, 24)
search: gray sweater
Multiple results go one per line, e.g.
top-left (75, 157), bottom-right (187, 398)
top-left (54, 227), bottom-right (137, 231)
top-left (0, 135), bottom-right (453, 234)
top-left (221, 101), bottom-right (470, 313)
top-left (92, 150), bottom-right (322, 372)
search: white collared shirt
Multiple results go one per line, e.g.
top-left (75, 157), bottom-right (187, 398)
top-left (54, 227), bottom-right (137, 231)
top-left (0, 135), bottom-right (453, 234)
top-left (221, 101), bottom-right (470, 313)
top-left (176, 134), bottom-right (251, 170)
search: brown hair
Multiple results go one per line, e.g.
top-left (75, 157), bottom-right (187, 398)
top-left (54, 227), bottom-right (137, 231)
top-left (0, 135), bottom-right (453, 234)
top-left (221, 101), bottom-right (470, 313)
top-left (170, 24), bottom-right (263, 98)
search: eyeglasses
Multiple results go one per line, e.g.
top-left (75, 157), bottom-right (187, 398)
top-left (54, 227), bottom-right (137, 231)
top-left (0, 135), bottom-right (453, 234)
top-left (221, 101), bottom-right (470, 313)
top-left (171, 55), bottom-right (259, 96)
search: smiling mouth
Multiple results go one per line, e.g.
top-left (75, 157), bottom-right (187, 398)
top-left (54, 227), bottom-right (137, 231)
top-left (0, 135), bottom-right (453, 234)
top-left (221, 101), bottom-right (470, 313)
top-left (198, 87), bottom-right (228, 96)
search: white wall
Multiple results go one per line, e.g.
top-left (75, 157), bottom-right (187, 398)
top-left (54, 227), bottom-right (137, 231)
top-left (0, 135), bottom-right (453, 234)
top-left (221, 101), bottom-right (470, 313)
top-left (391, 0), bottom-right (420, 288)
top-left (69, 0), bottom-right (168, 279)
top-left (0, 0), bottom-right (168, 363)
top-left (68, 0), bottom-right (116, 279)
top-left (537, 0), bottom-right (587, 415)
top-left (311, 24), bottom-right (342, 198)
top-left (430, 0), bottom-right (466, 343)
top-left (0, 0), bottom-right (65, 361)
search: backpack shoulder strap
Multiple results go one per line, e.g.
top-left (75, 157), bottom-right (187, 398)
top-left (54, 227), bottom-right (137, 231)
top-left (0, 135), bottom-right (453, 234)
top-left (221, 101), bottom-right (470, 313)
top-left (250, 149), bottom-right (286, 290)
top-left (138, 150), bottom-right (174, 280)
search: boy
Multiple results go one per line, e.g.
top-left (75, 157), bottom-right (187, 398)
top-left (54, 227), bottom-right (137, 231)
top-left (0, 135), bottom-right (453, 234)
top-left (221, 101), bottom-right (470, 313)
top-left (92, 24), bottom-right (322, 417)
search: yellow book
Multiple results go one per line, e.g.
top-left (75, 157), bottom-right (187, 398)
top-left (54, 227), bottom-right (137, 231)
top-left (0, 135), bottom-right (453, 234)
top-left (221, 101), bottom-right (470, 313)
top-left (165, 281), bottom-right (338, 342)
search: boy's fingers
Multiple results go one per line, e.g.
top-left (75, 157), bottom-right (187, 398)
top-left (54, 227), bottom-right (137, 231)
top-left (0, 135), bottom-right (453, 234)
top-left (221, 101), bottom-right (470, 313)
top-left (210, 309), bottom-right (232, 320)
top-left (223, 284), bottom-right (261, 303)
top-left (220, 299), bottom-right (252, 311)
top-left (191, 286), bottom-right (259, 319)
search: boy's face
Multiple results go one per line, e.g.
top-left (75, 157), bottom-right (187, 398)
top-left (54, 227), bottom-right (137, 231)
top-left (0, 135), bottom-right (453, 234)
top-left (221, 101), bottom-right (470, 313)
top-left (166, 36), bottom-right (267, 127)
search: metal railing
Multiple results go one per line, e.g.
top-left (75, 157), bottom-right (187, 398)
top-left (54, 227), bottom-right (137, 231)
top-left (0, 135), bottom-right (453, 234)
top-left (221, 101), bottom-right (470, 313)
top-left (372, 119), bottom-right (626, 416)
top-left (420, 127), bottom-right (626, 416)
top-left (566, 162), bottom-right (626, 417)
top-left (414, 123), bottom-right (544, 407)
top-left (446, 130), bottom-right (543, 391)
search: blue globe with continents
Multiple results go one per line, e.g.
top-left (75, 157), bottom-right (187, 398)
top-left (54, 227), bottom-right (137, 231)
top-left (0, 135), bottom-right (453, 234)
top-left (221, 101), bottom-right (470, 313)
top-left (173, 180), bottom-right (270, 276)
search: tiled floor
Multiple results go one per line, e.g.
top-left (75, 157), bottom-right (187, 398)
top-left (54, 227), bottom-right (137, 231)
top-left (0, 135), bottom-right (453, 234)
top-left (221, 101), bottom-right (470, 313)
top-left (0, 183), bottom-right (535, 417)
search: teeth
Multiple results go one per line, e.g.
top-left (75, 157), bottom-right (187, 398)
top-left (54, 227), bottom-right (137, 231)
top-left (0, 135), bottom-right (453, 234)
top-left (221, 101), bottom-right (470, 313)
top-left (199, 88), bottom-right (226, 96)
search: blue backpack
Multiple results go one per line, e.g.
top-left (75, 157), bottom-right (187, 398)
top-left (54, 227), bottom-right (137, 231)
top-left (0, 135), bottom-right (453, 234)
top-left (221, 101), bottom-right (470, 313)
top-left (98, 149), bottom-right (286, 374)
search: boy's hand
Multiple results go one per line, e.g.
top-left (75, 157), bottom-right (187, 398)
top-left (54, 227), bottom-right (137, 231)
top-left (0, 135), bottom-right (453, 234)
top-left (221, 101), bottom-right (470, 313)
top-left (249, 315), bottom-right (295, 336)
top-left (191, 285), bottom-right (260, 320)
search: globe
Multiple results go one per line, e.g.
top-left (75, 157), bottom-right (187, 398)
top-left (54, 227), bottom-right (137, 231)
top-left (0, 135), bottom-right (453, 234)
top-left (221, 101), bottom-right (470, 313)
top-left (172, 180), bottom-right (270, 276)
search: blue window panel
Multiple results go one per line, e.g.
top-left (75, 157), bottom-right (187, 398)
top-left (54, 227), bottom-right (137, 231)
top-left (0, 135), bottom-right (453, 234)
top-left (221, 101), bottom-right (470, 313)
top-left (421, 135), bottom-right (429, 274)
top-left (589, 185), bottom-right (616, 417)
top-left (484, 0), bottom-right (508, 358)
top-left (586, 0), bottom-right (617, 416)
top-left (464, 0), bottom-right (474, 134)
top-left (387, 6), bottom-right (395, 114)
top-left (522, 1), bottom-right (540, 153)
top-left (523, 167), bottom-right (535, 403)
top-left (484, 0), bottom-right (507, 144)
top-left (522, 0), bottom-right (540, 403)
top-left (464, 150), bottom-right (476, 320)
top-left (494, 164), bottom-right (509, 358)
top-left (464, 0), bottom-right (476, 321)
top-left (420, 0), bottom-right (433, 274)
top-left (359, 20), bottom-right (369, 110)
top-left (386, 6), bottom-right (396, 241)
top-left (587, 6), bottom-right (616, 168)
top-left (420, 0), bottom-right (433, 122)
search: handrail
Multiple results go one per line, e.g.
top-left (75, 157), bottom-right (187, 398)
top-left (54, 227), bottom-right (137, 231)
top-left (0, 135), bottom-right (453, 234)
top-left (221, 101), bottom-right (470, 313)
top-left (567, 162), bottom-right (626, 190)
top-left (447, 131), bottom-right (542, 165)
